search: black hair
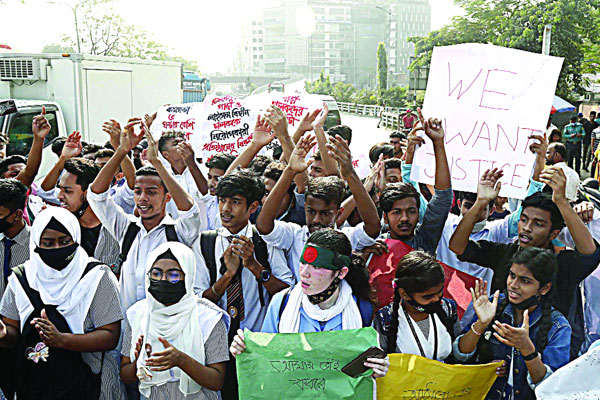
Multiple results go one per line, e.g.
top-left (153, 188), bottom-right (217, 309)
top-left (549, 130), bottom-right (562, 142)
top-left (379, 183), bottom-right (421, 213)
top-left (63, 158), bottom-right (100, 191)
top-left (136, 166), bottom-right (167, 191)
top-left (264, 161), bottom-right (295, 198)
top-left (0, 178), bottom-right (28, 212)
top-left (477, 248), bottom-right (558, 362)
top-left (312, 152), bottom-right (322, 161)
top-left (94, 148), bottom-right (115, 160)
top-left (549, 142), bottom-right (567, 160)
top-left (103, 140), bottom-right (114, 150)
top-left (570, 115), bottom-right (577, 122)
top-left (216, 168), bottom-right (265, 207)
top-left (369, 143), bottom-right (394, 164)
top-left (458, 191), bottom-right (495, 211)
top-left (158, 131), bottom-right (185, 153)
top-left (82, 143), bottom-right (102, 156)
top-left (249, 155), bottom-right (274, 176)
top-left (521, 192), bottom-right (565, 232)
top-left (583, 177), bottom-right (600, 190)
top-left (306, 176), bottom-right (346, 208)
top-left (0, 155), bottom-right (27, 177)
top-left (327, 125), bottom-right (353, 145)
top-left (386, 251), bottom-right (453, 353)
top-left (206, 153), bottom-right (235, 171)
top-left (306, 228), bottom-right (376, 308)
top-left (389, 131), bottom-right (405, 140)
top-left (51, 137), bottom-right (67, 157)
top-left (383, 158), bottom-right (402, 171)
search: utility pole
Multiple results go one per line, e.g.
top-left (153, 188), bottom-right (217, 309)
top-left (48, 1), bottom-right (86, 53)
top-left (542, 24), bottom-right (552, 55)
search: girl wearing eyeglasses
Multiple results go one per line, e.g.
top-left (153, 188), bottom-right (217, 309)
top-left (120, 242), bottom-right (230, 400)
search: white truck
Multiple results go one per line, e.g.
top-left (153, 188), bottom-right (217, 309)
top-left (0, 53), bottom-right (182, 181)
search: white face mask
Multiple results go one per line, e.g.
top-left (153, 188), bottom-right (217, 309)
top-left (471, 220), bottom-right (487, 234)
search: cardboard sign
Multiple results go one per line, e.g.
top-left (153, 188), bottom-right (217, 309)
top-left (411, 43), bottom-right (563, 199)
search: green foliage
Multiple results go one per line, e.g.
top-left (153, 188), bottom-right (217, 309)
top-left (376, 42), bottom-right (388, 100)
top-left (42, 43), bottom-right (75, 53)
top-left (381, 86), bottom-right (409, 108)
top-left (409, 0), bottom-right (600, 101)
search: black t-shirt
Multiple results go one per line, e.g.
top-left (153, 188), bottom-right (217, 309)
top-left (80, 224), bottom-right (102, 257)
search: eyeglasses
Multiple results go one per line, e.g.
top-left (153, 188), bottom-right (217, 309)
top-left (148, 267), bottom-right (185, 284)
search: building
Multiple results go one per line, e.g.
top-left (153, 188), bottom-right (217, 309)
top-left (239, 18), bottom-right (265, 74)
top-left (239, 0), bottom-right (431, 87)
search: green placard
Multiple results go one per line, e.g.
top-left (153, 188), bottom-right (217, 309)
top-left (236, 327), bottom-right (378, 399)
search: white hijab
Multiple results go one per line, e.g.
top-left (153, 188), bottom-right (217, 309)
top-left (129, 242), bottom-right (228, 397)
top-left (9, 206), bottom-right (106, 333)
top-left (279, 279), bottom-right (362, 333)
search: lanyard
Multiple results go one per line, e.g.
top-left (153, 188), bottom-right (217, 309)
top-left (403, 306), bottom-right (438, 360)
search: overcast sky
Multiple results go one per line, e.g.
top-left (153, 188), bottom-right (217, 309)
top-left (0, 0), bottom-right (464, 72)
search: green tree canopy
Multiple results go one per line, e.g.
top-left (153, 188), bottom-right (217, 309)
top-left (377, 42), bottom-right (388, 101)
top-left (409, 0), bottom-right (600, 100)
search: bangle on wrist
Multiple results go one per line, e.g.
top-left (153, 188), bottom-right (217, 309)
top-left (522, 350), bottom-right (539, 361)
top-left (471, 323), bottom-right (484, 336)
top-left (211, 284), bottom-right (220, 297)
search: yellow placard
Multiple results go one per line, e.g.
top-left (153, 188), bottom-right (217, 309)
top-left (377, 354), bottom-right (502, 400)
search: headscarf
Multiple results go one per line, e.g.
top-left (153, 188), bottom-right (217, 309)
top-left (128, 242), bottom-right (228, 397)
top-left (9, 206), bottom-right (106, 333)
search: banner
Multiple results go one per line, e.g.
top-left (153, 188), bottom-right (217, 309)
top-left (377, 354), bottom-right (501, 400)
top-left (236, 328), bottom-right (377, 399)
top-left (411, 43), bottom-right (563, 199)
top-left (535, 343), bottom-right (600, 399)
top-left (150, 104), bottom-right (203, 140)
top-left (367, 239), bottom-right (477, 318)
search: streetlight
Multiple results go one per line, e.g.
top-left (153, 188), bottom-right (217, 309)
top-left (47, 0), bottom-right (86, 53)
top-left (375, 5), bottom-right (392, 50)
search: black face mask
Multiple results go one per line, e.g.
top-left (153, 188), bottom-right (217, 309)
top-left (34, 243), bottom-right (79, 271)
top-left (509, 290), bottom-right (541, 310)
top-left (0, 212), bottom-right (14, 234)
top-left (307, 277), bottom-right (341, 305)
top-left (148, 280), bottom-right (186, 305)
top-left (406, 297), bottom-right (442, 315)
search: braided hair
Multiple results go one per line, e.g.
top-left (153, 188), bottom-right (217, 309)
top-left (385, 251), bottom-right (454, 354)
top-left (476, 248), bottom-right (558, 362)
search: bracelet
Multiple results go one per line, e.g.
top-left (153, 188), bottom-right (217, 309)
top-left (522, 351), bottom-right (539, 361)
top-left (211, 284), bottom-right (220, 297)
top-left (471, 323), bottom-right (483, 336)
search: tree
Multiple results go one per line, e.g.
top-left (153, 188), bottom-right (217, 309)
top-left (409, 0), bottom-right (600, 101)
top-left (376, 42), bottom-right (388, 101)
top-left (42, 43), bottom-right (75, 53)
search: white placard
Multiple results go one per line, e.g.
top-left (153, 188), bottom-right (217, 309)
top-left (411, 43), bottom-right (563, 199)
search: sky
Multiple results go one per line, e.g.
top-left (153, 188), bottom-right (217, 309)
top-left (0, 0), bottom-right (464, 73)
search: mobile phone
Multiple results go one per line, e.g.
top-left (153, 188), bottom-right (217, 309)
top-left (341, 346), bottom-right (387, 378)
top-left (0, 100), bottom-right (17, 117)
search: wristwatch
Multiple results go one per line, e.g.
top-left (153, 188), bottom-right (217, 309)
top-left (522, 350), bottom-right (539, 361)
top-left (259, 269), bottom-right (271, 283)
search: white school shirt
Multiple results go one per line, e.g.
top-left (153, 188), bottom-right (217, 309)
top-left (260, 221), bottom-right (376, 283)
top-left (165, 163), bottom-right (208, 227)
top-left (87, 189), bottom-right (202, 312)
top-left (201, 193), bottom-right (221, 230)
top-left (194, 222), bottom-right (293, 332)
top-left (436, 213), bottom-right (515, 291)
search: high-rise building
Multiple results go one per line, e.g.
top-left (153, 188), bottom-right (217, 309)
top-left (238, 0), bottom-right (431, 87)
top-left (239, 18), bottom-right (265, 74)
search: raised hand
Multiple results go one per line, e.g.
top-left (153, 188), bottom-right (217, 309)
top-left (312, 103), bottom-right (329, 130)
top-left (61, 131), bottom-right (82, 160)
top-left (32, 106), bottom-right (51, 140)
top-left (326, 134), bottom-right (354, 177)
top-left (297, 108), bottom-right (321, 133)
top-left (574, 201), bottom-right (595, 224)
top-left (176, 141), bottom-right (196, 166)
top-left (493, 310), bottom-right (534, 354)
top-left (528, 133), bottom-right (547, 159)
top-left (251, 115), bottom-right (276, 148)
top-left (144, 127), bottom-right (160, 165)
top-left (102, 119), bottom-right (122, 149)
top-left (423, 117), bottom-right (445, 143)
top-left (477, 168), bottom-right (503, 203)
top-left (264, 105), bottom-right (288, 137)
top-left (230, 329), bottom-right (246, 357)
top-left (470, 279), bottom-right (500, 328)
top-left (144, 112), bottom-right (157, 130)
top-left (145, 337), bottom-right (184, 372)
top-left (119, 117), bottom-right (144, 153)
top-left (539, 166), bottom-right (567, 203)
top-left (288, 134), bottom-right (316, 173)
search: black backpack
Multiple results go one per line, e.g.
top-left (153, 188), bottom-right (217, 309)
top-left (200, 227), bottom-right (271, 307)
top-left (114, 222), bottom-right (178, 275)
top-left (12, 262), bottom-right (104, 400)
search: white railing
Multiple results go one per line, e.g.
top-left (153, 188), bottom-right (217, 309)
top-left (337, 102), bottom-right (410, 129)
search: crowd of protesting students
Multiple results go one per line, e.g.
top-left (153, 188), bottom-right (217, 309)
top-left (0, 101), bottom-right (598, 400)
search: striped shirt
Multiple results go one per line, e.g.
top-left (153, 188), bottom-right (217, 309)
top-left (0, 266), bottom-right (126, 400)
top-left (0, 225), bottom-right (30, 298)
top-left (122, 316), bottom-right (229, 399)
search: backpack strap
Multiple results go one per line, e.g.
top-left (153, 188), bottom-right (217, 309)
top-left (118, 221), bottom-right (141, 266)
top-left (251, 226), bottom-right (271, 306)
top-left (164, 224), bottom-right (178, 242)
top-left (276, 286), bottom-right (292, 332)
top-left (12, 265), bottom-right (43, 310)
top-left (200, 230), bottom-right (218, 285)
